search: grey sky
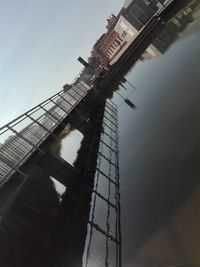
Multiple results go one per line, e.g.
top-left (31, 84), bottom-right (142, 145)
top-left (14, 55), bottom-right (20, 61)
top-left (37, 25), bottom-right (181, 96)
top-left (0, 0), bottom-right (124, 126)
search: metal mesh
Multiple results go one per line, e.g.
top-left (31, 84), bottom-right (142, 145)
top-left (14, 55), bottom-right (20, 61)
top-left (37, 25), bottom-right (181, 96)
top-left (0, 82), bottom-right (90, 185)
top-left (83, 100), bottom-right (121, 267)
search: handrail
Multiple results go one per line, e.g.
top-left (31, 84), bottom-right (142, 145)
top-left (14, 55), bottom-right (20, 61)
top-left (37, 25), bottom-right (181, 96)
top-left (0, 81), bottom-right (90, 185)
top-left (0, 89), bottom-right (64, 131)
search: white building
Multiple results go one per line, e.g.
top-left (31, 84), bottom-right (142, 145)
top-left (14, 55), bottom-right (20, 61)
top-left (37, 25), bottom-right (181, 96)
top-left (115, 15), bottom-right (139, 43)
top-left (123, 0), bottom-right (173, 9)
top-left (110, 14), bottom-right (161, 64)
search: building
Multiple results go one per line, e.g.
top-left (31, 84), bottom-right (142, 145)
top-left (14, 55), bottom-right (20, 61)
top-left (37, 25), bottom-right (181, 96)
top-left (110, 12), bottom-right (162, 64)
top-left (107, 0), bottom-right (173, 63)
top-left (123, 0), bottom-right (172, 11)
top-left (110, 14), bottom-right (140, 63)
top-left (114, 0), bottom-right (199, 61)
top-left (98, 29), bottom-right (120, 62)
top-left (93, 0), bottom-right (199, 66)
top-left (92, 10), bottom-right (126, 66)
top-left (106, 14), bottom-right (117, 30)
top-left (122, 0), bottom-right (161, 31)
top-left (114, 15), bottom-right (139, 43)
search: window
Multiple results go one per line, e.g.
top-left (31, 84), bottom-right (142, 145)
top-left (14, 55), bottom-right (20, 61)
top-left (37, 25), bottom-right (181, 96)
top-left (121, 31), bottom-right (127, 38)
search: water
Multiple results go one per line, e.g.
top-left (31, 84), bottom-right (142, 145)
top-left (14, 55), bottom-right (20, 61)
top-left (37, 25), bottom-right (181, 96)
top-left (0, 3), bottom-right (200, 267)
top-left (51, 124), bottom-right (84, 165)
top-left (115, 30), bottom-right (200, 267)
top-left (54, 26), bottom-right (200, 266)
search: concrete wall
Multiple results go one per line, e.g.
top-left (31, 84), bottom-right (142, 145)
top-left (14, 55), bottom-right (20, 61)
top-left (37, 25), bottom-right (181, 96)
top-left (122, 0), bottom-right (158, 30)
top-left (115, 15), bottom-right (139, 42)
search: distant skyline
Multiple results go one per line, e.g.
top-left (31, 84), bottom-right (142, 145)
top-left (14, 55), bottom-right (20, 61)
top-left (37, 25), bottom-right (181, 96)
top-left (0, 0), bottom-right (124, 126)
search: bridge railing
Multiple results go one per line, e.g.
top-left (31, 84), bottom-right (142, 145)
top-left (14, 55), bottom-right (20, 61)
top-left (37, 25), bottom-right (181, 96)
top-left (0, 81), bottom-right (90, 186)
top-left (83, 100), bottom-right (121, 267)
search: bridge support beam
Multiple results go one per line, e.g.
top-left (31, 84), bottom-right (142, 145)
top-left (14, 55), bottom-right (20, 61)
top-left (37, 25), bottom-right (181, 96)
top-left (37, 150), bottom-right (80, 187)
top-left (67, 111), bottom-right (92, 135)
top-left (66, 89), bottom-right (105, 136)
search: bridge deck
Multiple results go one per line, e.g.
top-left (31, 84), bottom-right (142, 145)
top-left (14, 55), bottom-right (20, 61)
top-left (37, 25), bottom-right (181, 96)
top-left (0, 82), bottom-right (90, 185)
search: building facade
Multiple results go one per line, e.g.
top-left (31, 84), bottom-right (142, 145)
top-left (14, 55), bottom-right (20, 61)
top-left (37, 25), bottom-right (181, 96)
top-left (92, 11), bottom-right (126, 66)
top-left (122, 0), bottom-right (160, 31)
top-left (93, 0), bottom-right (199, 66)
top-left (119, 0), bottom-right (199, 59)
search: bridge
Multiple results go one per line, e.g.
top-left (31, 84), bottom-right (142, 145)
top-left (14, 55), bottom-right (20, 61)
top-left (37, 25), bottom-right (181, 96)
top-left (0, 1), bottom-right (190, 266)
top-left (0, 80), bottom-right (121, 267)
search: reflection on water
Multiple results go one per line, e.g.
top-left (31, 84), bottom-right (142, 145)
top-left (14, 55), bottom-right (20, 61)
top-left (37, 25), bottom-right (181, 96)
top-left (115, 4), bottom-right (200, 267)
top-left (0, 1), bottom-right (200, 267)
top-left (145, 1), bottom-right (200, 60)
top-left (130, 186), bottom-right (200, 267)
top-left (50, 177), bottom-right (66, 200)
top-left (0, 168), bottom-right (61, 267)
top-left (0, 99), bottom-right (121, 267)
top-left (139, 1), bottom-right (200, 62)
top-left (51, 123), bottom-right (84, 165)
top-left (59, 130), bottom-right (84, 165)
top-left (50, 123), bottom-right (73, 155)
top-left (82, 101), bottom-right (121, 267)
top-left (182, 14), bottom-right (200, 36)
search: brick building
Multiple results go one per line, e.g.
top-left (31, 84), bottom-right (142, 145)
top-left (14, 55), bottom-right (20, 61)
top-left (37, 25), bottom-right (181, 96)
top-left (93, 11), bottom-right (127, 66)
top-left (93, 0), bottom-right (199, 66)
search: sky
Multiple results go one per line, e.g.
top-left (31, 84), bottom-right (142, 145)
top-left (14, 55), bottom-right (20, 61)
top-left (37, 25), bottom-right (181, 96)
top-left (0, 0), bottom-right (124, 126)
top-left (1, 2), bottom-right (200, 266)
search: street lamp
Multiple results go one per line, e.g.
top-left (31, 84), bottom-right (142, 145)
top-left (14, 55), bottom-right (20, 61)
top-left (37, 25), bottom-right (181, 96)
top-left (115, 91), bottom-right (136, 109)
top-left (120, 77), bottom-right (136, 90)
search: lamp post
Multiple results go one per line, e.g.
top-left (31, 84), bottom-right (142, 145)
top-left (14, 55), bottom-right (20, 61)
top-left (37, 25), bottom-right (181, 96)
top-left (120, 77), bottom-right (136, 90)
top-left (115, 91), bottom-right (136, 109)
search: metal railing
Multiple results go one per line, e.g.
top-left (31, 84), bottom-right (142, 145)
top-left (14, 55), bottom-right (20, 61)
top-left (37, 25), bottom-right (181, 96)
top-left (83, 100), bottom-right (121, 267)
top-left (0, 81), bottom-right (91, 186)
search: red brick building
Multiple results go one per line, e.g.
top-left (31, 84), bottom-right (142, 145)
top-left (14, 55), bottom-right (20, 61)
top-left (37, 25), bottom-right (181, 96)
top-left (93, 10), bottom-right (126, 66)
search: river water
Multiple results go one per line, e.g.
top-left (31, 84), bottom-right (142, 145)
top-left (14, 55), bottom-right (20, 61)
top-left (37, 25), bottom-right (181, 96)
top-left (56, 25), bottom-right (200, 266)
top-left (115, 27), bottom-right (200, 267)
top-left (45, 8), bottom-right (200, 267)
top-left (0, 3), bottom-right (200, 267)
